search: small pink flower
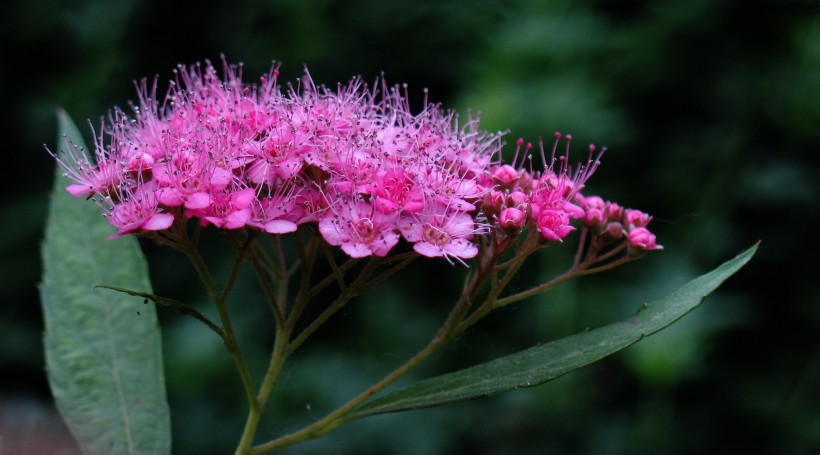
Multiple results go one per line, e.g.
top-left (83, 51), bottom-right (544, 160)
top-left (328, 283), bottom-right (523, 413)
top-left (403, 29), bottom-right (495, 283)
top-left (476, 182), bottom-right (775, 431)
top-left (65, 161), bottom-right (122, 198)
top-left (106, 181), bottom-right (174, 239)
top-left (372, 168), bottom-right (424, 215)
top-left (188, 187), bottom-right (256, 229)
top-left (577, 194), bottom-right (605, 210)
top-left (248, 194), bottom-right (301, 234)
top-left (399, 206), bottom-right (482, 261)
top-left (536, 209), bottom-right (575, 242)
top-left (318, 200), bottom-right (400, 258)
top-left (242, 127), bottom-right (308, 185)
top-left (153, 151), bottom-right (233, 210)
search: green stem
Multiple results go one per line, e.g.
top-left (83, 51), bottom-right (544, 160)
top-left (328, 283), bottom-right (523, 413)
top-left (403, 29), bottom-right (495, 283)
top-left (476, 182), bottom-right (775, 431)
top-left (492, 267), bottom-right (579, 308)
top-left (236, 251), bottom-right (381, 453)
top-left (249, 333), bottom-right (450, 454)
top-left (285, 258), bottom-right (376, 356)
top-left (249, 257), bottom-right (489, 454)
top-left (247, 243), bottom-right (285, 323)
top-left (222, 232), bottom-right (256, 302)
top-left (182, 240), bottom-right (258, 435)
top-left (234, 323), bottom-right (293, 455)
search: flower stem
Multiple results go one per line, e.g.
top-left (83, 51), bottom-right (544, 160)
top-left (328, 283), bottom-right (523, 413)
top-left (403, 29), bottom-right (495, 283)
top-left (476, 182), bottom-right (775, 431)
top-left (233, 322), bottom-right (293, 455)
top-left (249, 256), bottom-right (490, 454)
top-left (182, 239), bottom-right (259, 436)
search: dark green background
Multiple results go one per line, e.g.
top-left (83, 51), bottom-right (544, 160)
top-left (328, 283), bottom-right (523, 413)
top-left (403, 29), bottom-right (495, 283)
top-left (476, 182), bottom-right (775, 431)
top-left (2, 0), bottom-right (818, 453)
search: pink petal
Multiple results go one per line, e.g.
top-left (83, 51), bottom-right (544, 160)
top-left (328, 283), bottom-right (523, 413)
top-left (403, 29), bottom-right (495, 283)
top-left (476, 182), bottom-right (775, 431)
top-left (318, 218), bottom-right (347, 246)
top-left (264, 220), bottom-right (298, 234)
top-left (185, 192), bottom-right (211, 210)
top-left (202, 216), bottom-right (224, 228)
top-left (413, 242), bottom-right (444, 258)
top-left (224, 209), bottom-right (251, 229)
top-left (374, 197), bottom-right (399, 214)
top-left (562, 201), bottom-right (586, 219)
top-left (277, 159), bottom-right (303, 179)
top-left (369, 232), bottom-right (401, 257)
top-left (233, 188), bottom-right (257, 208)
top-left (443, 239), bottom-right (478, 259)
top-left (341, 242), bottom-right (373, 258)
top-left (142, 213), bottom-right (175, 231)
top-left (397, 216), bottom-right (423, 242)
top-left (158, 187), bottom-right (184, 207)
top-left (209, 167), bottom-right (233, 191)
top-left (401, 200), bottom-right (424, 213)
top-left (66, 184), bottom-right (94, 198)
top-left (246, 160), bottom-right (271, 184)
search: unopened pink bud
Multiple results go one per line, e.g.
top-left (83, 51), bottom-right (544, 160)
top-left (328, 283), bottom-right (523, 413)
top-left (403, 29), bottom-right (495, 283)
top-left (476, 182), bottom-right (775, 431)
top-left (507, 190), bottom-right (528, 208)
top-left (603, 221), bottom-right (624, 241)
top-left (499, 207), bottom-right (526, 234)
top-left (624, 209), bottom-right (651, 228)
top-left (605, 203), bottom-right (623, 221)
top-left (491, 165), bottom-right (519, 188)
top-left (482, 190), bottom-right (505, 217)
top-left (127, 153), bottom-right (155, 172)
top-left (579, 195), bottom-right (605, 210)
top-left (517, 171), bottom-right (533, 192)
top-left (627, 227), bottom-right (662, 253)
top-left (584, 207), bottom-right (606, 231)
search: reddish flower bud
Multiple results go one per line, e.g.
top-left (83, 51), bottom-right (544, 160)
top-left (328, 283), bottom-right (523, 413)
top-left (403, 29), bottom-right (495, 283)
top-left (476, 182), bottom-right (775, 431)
top-left (605, 203), bottom-right (623, 221)
top-left (491, 164), bottom-right (520, 188)
top-left (499, 207), bottom-right (526, 235)
top-left (627, 227), bottom-right (662, 254)
top-left (624, 209), bottom-right (651, 228)
top-left (584, 207), bottom-right (606, 232)
top-left (482, 190), bottom-right (506, 218)
top-left (507, 190), bottom-right (528, 208)
top-left (603, 221), bottom-right (624, 241)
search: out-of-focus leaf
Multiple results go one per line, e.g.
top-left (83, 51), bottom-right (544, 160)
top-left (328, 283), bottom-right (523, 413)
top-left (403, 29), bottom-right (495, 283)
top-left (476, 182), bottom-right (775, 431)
top-left (40, 110), bottom-right (171, 455)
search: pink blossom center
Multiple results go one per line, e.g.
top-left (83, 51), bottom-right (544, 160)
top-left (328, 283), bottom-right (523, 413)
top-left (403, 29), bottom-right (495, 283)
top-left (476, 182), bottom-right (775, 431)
top-left (422, 223), bottom-right (450, 246)
top-left (355, 218), bottom-right (377, 243)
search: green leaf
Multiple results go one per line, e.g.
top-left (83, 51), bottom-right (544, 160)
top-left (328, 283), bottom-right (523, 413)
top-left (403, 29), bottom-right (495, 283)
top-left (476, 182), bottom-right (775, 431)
top-left (40, 110), bottom-right (171, 455)
top-left (350, 243), bottom-right (758, 419)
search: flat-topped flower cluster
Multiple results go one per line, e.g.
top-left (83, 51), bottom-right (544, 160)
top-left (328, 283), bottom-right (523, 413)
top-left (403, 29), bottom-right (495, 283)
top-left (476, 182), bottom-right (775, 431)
top-left (52, 59), bottom-right (660, 262)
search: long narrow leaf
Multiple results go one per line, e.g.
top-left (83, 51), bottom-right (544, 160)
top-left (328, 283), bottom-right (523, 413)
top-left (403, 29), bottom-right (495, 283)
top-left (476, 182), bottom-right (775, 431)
top-left (350, 243), bottom-right (758, 419)
top-left (40, 111), bottom-right (171, 455)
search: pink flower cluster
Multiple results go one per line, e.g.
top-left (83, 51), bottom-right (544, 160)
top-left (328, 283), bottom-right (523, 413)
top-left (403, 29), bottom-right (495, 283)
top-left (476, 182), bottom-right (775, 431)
top-left (52, 59), bottom-right (660, 261)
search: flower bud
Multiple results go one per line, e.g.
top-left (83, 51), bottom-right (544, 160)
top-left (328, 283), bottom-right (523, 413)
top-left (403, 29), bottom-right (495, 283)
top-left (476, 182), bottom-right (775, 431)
top-left (605, 203), bottom-right (623, 221)
top-left (577, 194), bottom-right (605, 210)
top-left (603, 221), bottom-right (624, 241)
top-left (498, 207), bottom-right (526, 235)
top-left (517, 170), bottom-right (534, 192)
top-left (507, 190), bottom-right (528, 208)
top-left (491, 164), bottom-right (520, 189)
top-left (627, 227), bottom-right (662, 255)
top-left (624, 209), bottom-right (651, 229)
top-left (584, 207), bottom-right (606, 232)
top-left (482, 190), bottom-right (505, 218)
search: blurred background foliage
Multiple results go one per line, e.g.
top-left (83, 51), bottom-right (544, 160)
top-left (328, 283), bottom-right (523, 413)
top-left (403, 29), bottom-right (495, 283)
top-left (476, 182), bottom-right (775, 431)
top-left (1, 0), bottom-right (818, 453)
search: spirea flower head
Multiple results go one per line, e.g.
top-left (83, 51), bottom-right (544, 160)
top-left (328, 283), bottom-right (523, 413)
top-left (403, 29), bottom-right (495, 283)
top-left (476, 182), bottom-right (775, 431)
top-left (49, 57), bottom-right (660, 263)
